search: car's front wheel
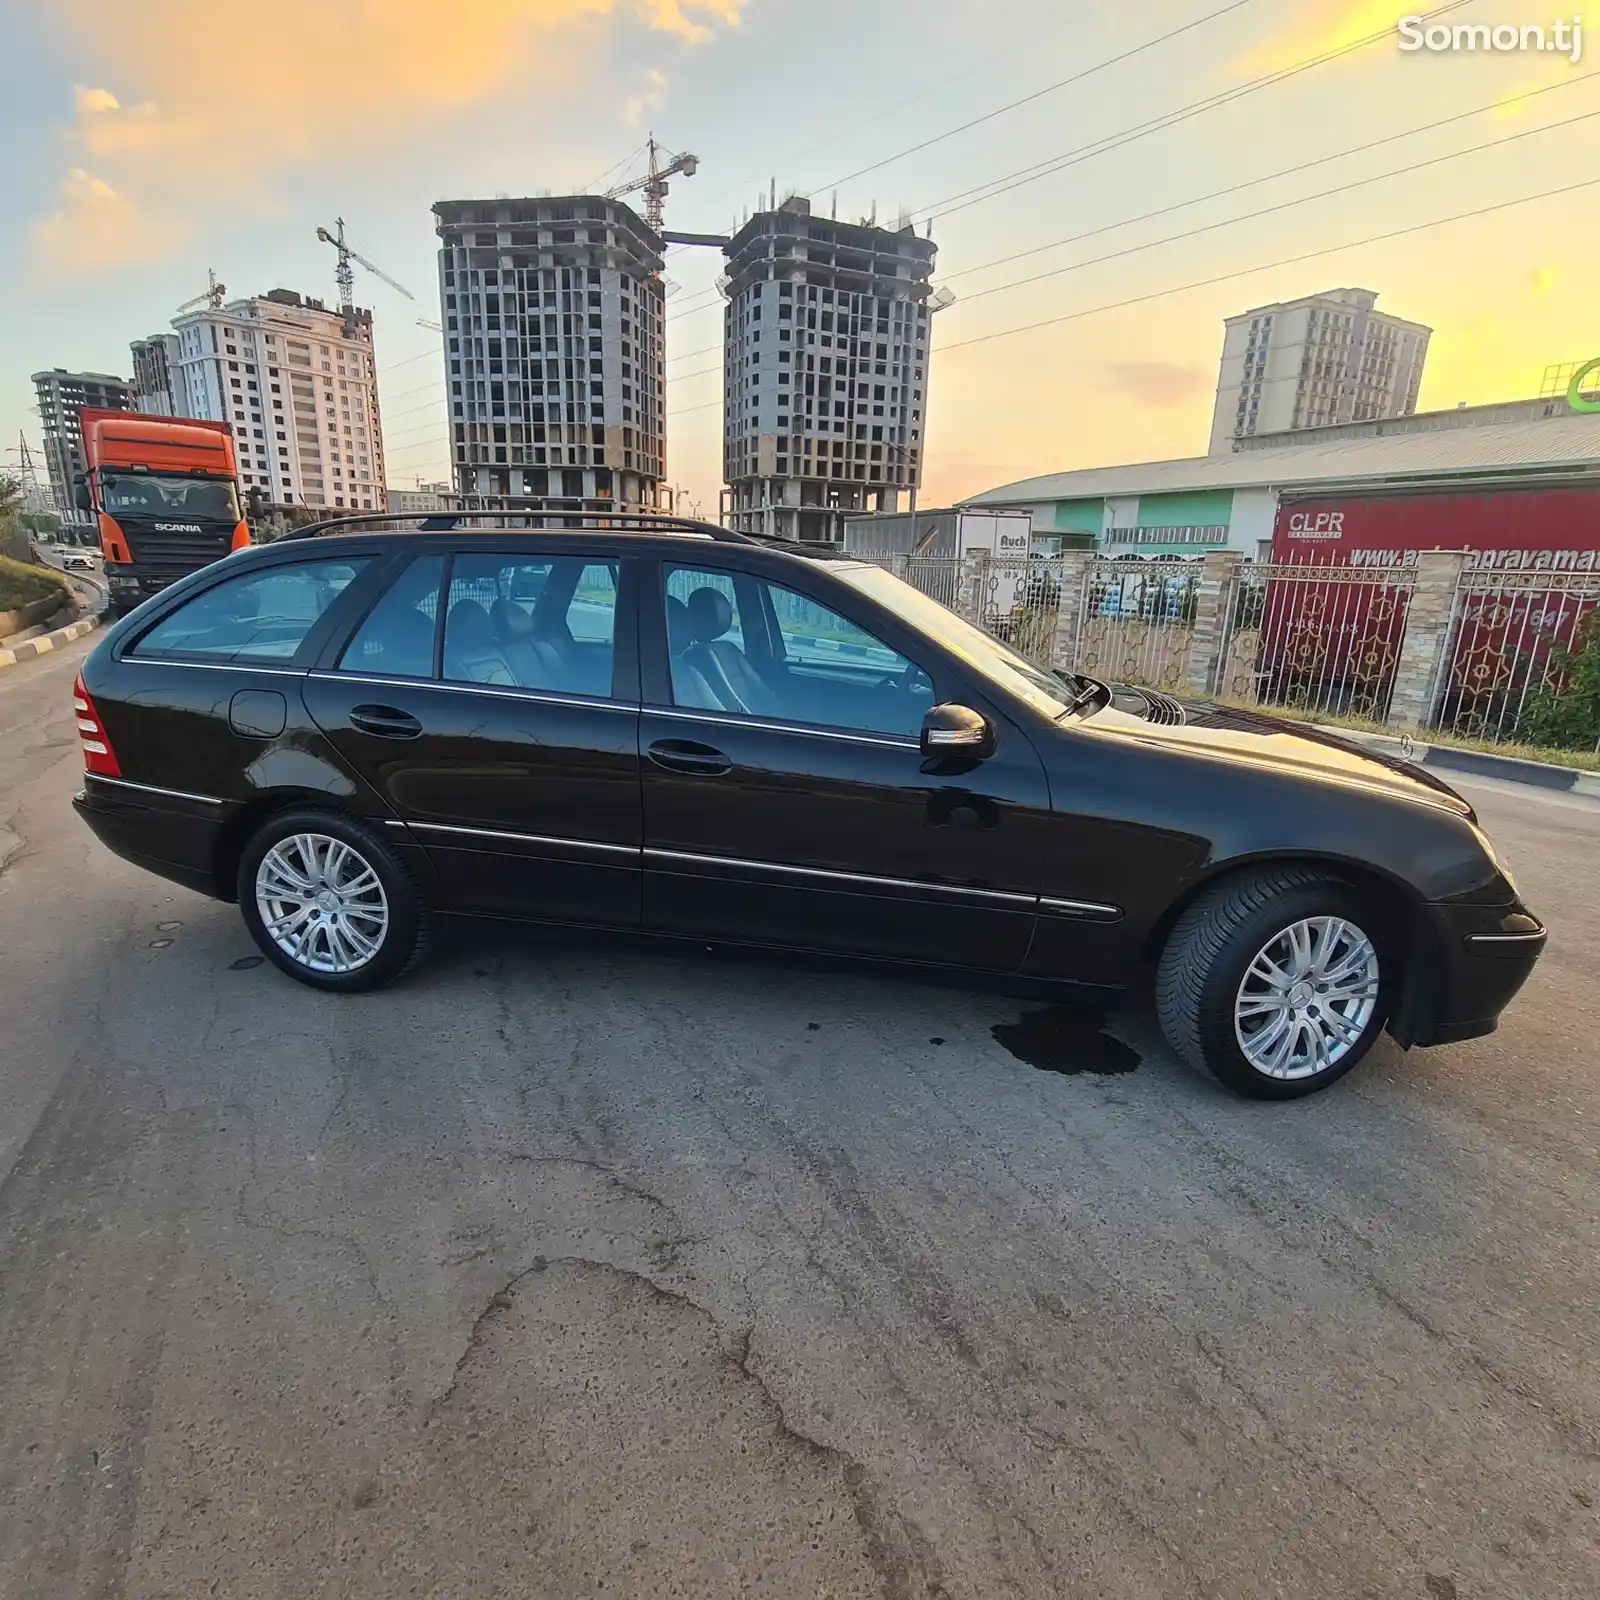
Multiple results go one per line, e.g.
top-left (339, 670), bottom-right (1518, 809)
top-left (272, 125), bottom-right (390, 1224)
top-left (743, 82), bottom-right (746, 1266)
top-left (237, 808), bottom-right (427, 992)
top-left (1156, 867), bottom-right (1393, 1099)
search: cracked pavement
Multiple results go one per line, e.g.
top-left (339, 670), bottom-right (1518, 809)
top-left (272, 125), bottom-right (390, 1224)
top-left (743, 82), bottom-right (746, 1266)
top-left (2, 638), bottom-right (1599, 1597)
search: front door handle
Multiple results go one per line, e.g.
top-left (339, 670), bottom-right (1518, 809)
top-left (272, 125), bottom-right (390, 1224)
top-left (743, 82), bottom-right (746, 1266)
top-left (349, 703), bottom-right (423, 740)
top-left (647, 739), bottom-right (733, 776)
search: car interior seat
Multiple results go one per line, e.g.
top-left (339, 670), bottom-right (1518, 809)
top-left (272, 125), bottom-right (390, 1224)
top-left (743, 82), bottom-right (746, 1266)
top-left (490, 598), bottom-right (565, 690)
top-left (682, 587), bottom-right (780, 716)
top-left (666, 595), bottom-right (724, 711)
top-left (444, 599), bottom-right (517, 686)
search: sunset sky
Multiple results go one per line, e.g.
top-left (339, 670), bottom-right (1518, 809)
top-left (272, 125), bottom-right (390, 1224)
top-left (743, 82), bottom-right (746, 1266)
top-left (3, 0), bottom-right (1599, 512)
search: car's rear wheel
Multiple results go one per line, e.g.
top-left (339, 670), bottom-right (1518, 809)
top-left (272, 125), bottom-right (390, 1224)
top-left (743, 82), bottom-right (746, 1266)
top-left (1156, 867), bottom-right (1394, 1099)
top-left (237, 808), bottom-right (427, 992)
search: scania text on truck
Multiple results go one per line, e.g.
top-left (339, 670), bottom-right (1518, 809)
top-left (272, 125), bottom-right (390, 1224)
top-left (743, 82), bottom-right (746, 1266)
top-left (73, 409), bottom-right (250, 616)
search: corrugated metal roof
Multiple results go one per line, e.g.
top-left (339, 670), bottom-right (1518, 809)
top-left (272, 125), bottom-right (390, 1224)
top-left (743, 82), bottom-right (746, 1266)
top-left (964, 412), bottom-right (1600, 505)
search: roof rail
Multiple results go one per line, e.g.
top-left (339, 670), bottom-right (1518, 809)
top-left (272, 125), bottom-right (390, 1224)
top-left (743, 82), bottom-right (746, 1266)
top-left (277, 509), bottom-right (759, 543)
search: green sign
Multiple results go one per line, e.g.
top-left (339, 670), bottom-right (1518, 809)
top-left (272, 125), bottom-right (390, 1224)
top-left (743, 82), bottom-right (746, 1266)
top-left (1568, 358), bottom-right (1600, 413)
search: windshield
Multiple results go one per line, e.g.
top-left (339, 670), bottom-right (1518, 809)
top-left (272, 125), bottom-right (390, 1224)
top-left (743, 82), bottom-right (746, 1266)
top-left (831, 561), bottom-right (1086, 721)
top-left (100, 474), bottom-right (241, 523)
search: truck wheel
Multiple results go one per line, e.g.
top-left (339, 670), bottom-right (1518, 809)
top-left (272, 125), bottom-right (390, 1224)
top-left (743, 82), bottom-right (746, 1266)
top-left (237, 808), bottom-right (428, 993)
top-left (1156, 867), bottom-right (1394, 1100)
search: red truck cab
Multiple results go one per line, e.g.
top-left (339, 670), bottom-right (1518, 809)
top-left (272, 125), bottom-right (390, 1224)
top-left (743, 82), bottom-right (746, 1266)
top-left (74, 409), bottom-right (251, 616)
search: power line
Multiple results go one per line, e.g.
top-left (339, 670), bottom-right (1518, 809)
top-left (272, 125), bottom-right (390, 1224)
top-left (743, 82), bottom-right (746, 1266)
top-left (666, 399), bottom-right (722, 417)
top-left (813, 0), bottom-right (1259, 195)
top-left (379, 116), bottom-right (1581, 423)
top-left (935, 173), bottom-right (1600, 356)
top-left (379, 376), bottom-right (446, 405)
top-left (949, 104), bottom-right (1600, 310)
top-left (380, 395), bottom-right (449, 424)
top-left (913, 0), bottom-right (1476, 224)
top-left (378, 349), bottom-right (439, 375)
top-left (661, 0), bottom-right (1474, 330)
top-left (580, 140), bottom-right (649, 194)
top-left (663, 2), bottom-right (1141, 233)
top-left (667, 341), bottom-right (723, 363)
top-left (939, 68), bottom-right (1599, 287)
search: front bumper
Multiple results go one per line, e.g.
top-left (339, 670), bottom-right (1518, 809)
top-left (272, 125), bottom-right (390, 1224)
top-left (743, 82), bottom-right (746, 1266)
top-left (104, 564), bottom-right (175, 608)
top-left (1398, 900), bottom-right (1547, 1048)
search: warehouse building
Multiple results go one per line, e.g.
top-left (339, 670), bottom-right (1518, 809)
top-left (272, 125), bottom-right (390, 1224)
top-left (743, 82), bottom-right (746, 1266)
top-left (965, 404), bottom-right (1600, 563)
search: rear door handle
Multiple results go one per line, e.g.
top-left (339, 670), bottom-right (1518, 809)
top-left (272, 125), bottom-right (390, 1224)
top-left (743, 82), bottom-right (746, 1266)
top-left (647, 739), bottom-right (733, 776)
top-left (349, 704), bottom-right (423, 740)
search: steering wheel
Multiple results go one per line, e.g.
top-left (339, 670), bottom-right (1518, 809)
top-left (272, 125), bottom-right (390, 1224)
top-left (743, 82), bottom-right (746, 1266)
top-left (884, 661), bottom-right (933, 699)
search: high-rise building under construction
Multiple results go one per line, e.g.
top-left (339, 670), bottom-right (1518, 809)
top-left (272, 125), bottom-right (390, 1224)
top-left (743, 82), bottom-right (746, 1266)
top-left (722, 197), bottom-right (937, 544)
top-left (30, 368), bottom-right (132, 522)
top-left (433, 195), bottom-right (665, 515)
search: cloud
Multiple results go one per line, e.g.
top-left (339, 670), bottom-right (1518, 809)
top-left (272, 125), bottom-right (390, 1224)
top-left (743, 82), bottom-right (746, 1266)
top-left (623, 67), bottom-right (670, 126)
top-left (1234, 0), bottom-right (1416, 75)
top-left (39, 0), bottom-right (749, 267)
top-left (1237, 0), bottom-right (1579, 76)
top-left (1101, 360), bottom-right (1212, 409)
top-left (636, 0), bottom-right (741, 41)
top-left (31, 168), bottom-right (175, 277)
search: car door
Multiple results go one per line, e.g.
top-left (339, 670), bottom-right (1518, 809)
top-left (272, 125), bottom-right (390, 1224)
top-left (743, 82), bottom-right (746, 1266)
top-left (304, 544), bottom-right (642, 928)
top-left (638, 554), bottom-right (1053, 972)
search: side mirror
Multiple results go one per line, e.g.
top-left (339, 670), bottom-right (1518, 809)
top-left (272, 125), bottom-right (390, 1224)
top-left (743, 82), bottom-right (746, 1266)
top-left (72, 473), bottom-right (92, 513)
top-left (921, 703), bottom-right (995, 761)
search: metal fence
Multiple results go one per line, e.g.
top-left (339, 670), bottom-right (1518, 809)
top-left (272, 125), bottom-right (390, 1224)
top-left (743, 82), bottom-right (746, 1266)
top-left (1075, 562), bottom-right (1200, 693)
top-left (1213, 561), bottom-right (1416, 721)
top-left (979, 558), bottom-right (1070, 667)
top-left (852, 548), bottom-right (1600, 750)
top-left (1436, 567), bottom-right (1600, 745)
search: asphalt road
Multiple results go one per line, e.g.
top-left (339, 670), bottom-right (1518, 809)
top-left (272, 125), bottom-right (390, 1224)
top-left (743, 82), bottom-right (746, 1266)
top-left (2, 636), bottom-right (1597, 1599)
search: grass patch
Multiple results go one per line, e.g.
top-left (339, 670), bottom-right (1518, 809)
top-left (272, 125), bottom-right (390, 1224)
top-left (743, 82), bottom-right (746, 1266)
top-left (0, 554), bottom-right (70, 615)
top-left (1206, 695), bottom-right (1600, 775)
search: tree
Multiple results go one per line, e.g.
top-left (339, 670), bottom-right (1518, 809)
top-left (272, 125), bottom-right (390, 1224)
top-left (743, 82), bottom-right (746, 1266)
top-left (1522, 612), bottom-right (1600, 751)
top-left (0, 475), bottom-right (30, 564)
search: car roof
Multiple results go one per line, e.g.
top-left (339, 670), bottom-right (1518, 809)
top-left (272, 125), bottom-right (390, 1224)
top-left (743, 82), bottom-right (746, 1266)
top-left (265, 510), bottom-right (850, 565)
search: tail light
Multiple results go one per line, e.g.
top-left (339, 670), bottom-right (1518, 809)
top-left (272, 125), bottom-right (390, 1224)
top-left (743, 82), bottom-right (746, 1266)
top-left (73, 674), bottom-right (121, 778)
top-left (231, 523), bottom-right (253, 552)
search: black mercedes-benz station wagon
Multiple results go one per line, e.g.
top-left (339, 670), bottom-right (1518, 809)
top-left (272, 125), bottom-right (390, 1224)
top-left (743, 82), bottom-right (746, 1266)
top-left (73, 515), bottom-right (1546, 1099)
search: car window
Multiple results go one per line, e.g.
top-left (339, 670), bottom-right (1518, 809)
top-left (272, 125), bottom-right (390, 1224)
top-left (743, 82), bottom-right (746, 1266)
top-left (337, 555), bottom-right (444, 679)
top-left (441, 553), bottom-right (620, 697)
top-left (130, 559), bottom-right (368, 665)
top-left (664, 565), bottom-right (931, 738)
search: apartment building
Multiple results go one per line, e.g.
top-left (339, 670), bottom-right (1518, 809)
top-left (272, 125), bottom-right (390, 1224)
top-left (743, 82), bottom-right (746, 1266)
top-left (30, 368), bottom-right (132, 521)
top-left (387, 482), bottom-right (456, 515)
top-left (130, 334), bottom-right (183, 417)
top-left (722, 197), bottom-right (938, 544)
top-left (1209, 288), bottom-right (1431, 454)
top-left (171, 289), bottom-right (386, 510)
top-left (433, 194), bottom-right (665, 514)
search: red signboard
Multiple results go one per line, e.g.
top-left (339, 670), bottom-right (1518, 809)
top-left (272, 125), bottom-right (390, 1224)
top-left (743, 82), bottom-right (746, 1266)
top-left (1272, 485), bottom-right (1600, 571)
top-left (1264, 485), bottom-right (1600, 724)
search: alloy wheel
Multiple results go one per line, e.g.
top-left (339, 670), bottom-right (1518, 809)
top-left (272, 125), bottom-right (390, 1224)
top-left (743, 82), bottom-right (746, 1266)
top-left (1233, 916), bottom-right (1380, 1081)
top-left (255, 832), bottom-right (389, 975)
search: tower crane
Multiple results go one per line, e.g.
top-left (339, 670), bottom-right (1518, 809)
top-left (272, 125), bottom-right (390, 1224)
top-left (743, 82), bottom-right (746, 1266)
top-left (604, 135), bottom-right (699, 232)
top-left (176, 268), bottom-right (227, 313)
top-left (315, 218), bottom-right (414, 317)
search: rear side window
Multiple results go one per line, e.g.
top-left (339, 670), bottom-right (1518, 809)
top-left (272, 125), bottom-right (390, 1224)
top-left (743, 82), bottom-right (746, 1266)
top-left (338, 555), bottom-right (444, 679)
top-left (130, 559), bottom-right (368, 664)
top-left (440, 554), bottom-right (621, 697)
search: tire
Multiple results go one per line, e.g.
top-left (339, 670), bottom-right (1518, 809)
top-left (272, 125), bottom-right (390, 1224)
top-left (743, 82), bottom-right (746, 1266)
top-left (1156, 867), bottom-right (1395, 1100)
top-left (236, 808), bottom-right (428, 993)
